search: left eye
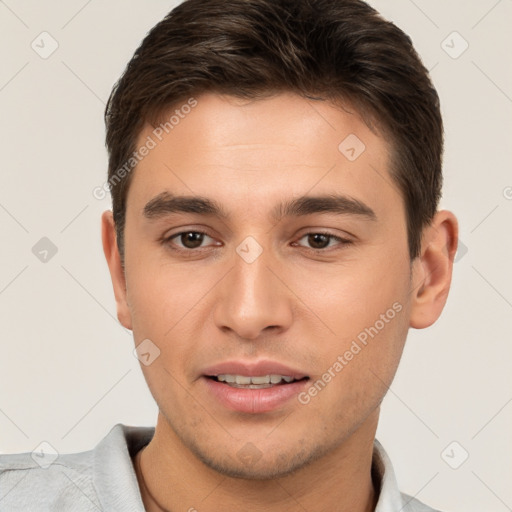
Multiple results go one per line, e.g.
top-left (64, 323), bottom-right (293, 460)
top-left (295, 233), bottom-right (348, 250)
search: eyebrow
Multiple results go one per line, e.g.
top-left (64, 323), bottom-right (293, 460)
top-left (143, 192), bottom-right (229, 219)
top-left (143, 192), bottom-right (376, 221)
top-left (271, 194), bottom-right (376, 221)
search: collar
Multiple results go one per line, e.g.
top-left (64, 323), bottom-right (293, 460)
top-left (92, 424), bottom-right (419, 511)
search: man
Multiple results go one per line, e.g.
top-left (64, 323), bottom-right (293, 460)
top-left (0, 0), bottom-right (457, 510)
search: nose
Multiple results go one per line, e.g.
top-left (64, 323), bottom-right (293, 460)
top-left (213, 247), bottom-right (293, 340)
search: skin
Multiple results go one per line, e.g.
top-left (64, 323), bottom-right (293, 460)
top-left (102, 92), bottom-right (458, 512)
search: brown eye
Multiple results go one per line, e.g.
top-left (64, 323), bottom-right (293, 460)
top-left (294, 232), bottom-right (350, 251)
top-left (307, 233), bottom-right (330, 249)
top-left (169, 231), bottom-right (213, 249)
top-left (180, 232), bottom-right (204, 248)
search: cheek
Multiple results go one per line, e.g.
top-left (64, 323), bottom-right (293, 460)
top-left (125, 260), bottom-right (216, 380)
top-left (289, 253), bottom-right (410, 404)
top-left (127, 268), bottom-right (197, 401)
top-left (299, 299), bottom-right (409, 426)
top-left (287, 255), bottom-right (409, 337)
top-left (126, 258), bottom-right (203, 332)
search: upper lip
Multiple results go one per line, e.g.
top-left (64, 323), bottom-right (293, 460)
top-left (202, 360), bottom-right (309, 379)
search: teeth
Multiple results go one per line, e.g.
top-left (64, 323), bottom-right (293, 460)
top-left (216, 374), bottom-right (297, 386)
top-left (251, 375), bottom-right (271, 384)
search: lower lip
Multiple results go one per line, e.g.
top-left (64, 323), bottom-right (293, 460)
top-left (202, 377), bottom-right (309, 414)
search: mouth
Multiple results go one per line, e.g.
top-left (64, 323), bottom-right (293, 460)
top-left (207, 374), bottom-right (310, 389)
top-left (201, 361), bottom-right (311, 413)
top-left (200, 360), bottom-right (311, 413)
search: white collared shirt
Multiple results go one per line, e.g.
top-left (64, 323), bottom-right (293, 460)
top-left (0, 424), bottom-right (442, 511)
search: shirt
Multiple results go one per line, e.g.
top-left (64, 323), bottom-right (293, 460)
top-left (0, 424), bottom-right (442, 511)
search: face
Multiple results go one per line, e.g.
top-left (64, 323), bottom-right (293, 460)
top-left (113, 92), bottom-right (417, 478)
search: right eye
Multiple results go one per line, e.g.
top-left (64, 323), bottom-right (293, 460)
top-left (161, 230), bottom-right (224, 255)
top-left (166, 231), bottom-right (215, 250)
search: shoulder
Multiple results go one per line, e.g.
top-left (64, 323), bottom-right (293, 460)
top-left (0, 424), bottom-right (153, 512)
top-left (0, 448), bottom-right (99, 511)
top-left (400, 493), bottom-right (446, 512)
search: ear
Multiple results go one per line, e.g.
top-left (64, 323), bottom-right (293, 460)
top-left (101, 210), bottom-right (132, 330)
top-left (409, 210), bottom-right (458, 329)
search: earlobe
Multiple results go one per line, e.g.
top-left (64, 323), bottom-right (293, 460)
top-left (101, 211), bottom-right (133, 330)
top-left (409, 210), bottom-right (458, 329)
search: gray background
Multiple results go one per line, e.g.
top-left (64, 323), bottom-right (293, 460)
top-left (1, 1), bottom-right (511, 510)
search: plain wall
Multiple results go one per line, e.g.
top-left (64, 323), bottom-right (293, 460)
top-left (0, 1), bottom-right (511, 510)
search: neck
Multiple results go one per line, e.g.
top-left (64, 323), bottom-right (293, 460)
top-left (134, 411), bottom-right (379, 512)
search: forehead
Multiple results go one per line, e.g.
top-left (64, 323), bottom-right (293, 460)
top-left (127, 92), bottom-right (397, 218)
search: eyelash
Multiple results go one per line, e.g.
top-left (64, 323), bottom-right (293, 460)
top-left (292, 232), bottom-right (352, 251)
top-left (162, 230), bottom-right (352, 254)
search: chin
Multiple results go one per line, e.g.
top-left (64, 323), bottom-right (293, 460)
top-left (188, 438), bottom-right (331, 481)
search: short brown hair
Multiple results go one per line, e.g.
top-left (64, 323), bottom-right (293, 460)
top-left (105, 0), bottom-right (443, 260)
